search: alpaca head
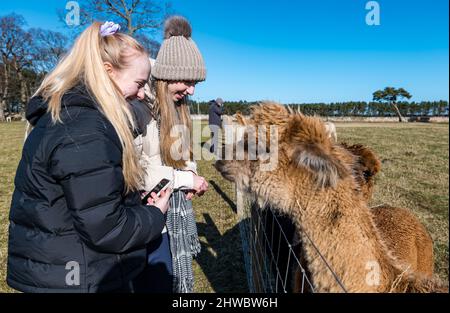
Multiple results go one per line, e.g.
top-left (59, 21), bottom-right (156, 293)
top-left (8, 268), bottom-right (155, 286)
top-left (215, 102), bottom-right (355, 209)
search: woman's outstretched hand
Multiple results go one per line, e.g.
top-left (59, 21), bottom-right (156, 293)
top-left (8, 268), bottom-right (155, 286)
top-left (193, 174), bottom-right (208, 196)
top-left (185, 191), bottom-right (195, 200)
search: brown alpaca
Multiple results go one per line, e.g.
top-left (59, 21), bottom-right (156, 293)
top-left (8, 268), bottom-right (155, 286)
top-left (235, 110), bottom-right (435, 284)
top-left (340, 143), bottom-right (434, 276)
top-left (293, 151), bottom-right (434, 292)
top-left (293, 203), bottom-right (435, 292)
top-left (369, 205), bottom-right (435, 276)
top-left (216, 103), bottom-right (446, 293)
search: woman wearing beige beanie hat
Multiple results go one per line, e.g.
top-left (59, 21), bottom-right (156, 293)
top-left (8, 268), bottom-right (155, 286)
top-left (132, 16), bottom-right (208, 293)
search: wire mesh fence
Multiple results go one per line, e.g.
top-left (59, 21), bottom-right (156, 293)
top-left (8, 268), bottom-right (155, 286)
top-left (236, 187), bottom-right (347, 293)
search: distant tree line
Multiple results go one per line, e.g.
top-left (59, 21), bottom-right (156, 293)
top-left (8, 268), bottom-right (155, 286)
top-left (189, 100), bottom-right (449, 117)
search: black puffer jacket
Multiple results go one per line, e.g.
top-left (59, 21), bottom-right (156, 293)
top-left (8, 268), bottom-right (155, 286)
top-left (7, 85), bottom-right (165, 293)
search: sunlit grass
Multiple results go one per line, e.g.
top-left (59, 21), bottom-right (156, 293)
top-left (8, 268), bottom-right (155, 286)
top-left (0, 121), bottom-right (448, 293)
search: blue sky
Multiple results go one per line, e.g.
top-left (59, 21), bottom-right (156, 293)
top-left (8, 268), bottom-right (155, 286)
top-left (0, 0), bottom-right (448, 103)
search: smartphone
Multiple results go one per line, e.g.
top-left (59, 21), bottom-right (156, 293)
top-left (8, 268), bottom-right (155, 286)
top-left (141, 178), bottom-right (171, 205)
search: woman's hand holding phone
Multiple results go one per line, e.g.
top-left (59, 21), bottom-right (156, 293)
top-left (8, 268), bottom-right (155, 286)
top-left (141, 178), bottom-right (173, 214)
top-left (145, 189), bottom-right (172, 214)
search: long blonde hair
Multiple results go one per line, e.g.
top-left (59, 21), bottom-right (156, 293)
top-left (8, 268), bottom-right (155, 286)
top-left (34, 22), bottom-right (146, 193)
top-left (152, 80), bottom-right (193, 169)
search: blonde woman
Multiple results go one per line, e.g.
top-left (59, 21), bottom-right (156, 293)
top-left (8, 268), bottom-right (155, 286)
top-left (7, 22), bottom-right (172, 293)
top-left (132, 16), bottom-right (208, 293)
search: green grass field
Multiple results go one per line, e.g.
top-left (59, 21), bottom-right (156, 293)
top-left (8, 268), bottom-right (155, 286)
top-left (0, 121), bottom-right (448, 293)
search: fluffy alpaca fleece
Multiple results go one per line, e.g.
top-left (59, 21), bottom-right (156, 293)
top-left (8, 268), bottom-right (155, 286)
top-left (338, 143), bottom-right (434, 275)
top-left (215, 102), bottom-right (447, 293)
top-left (293, 154), bottom-right (434, 292)
top-left (339, 143), bottom-right (381, 201)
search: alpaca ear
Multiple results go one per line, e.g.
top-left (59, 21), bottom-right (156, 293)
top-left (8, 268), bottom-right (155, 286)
top-left (342, 143), bottom-right (381, 180)
top-left (293, 143), bottom-right (349, 188)
top-left (358, 146), bottom-right (381, 178)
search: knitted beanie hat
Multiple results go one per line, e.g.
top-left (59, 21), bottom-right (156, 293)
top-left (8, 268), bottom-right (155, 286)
top-left (151, 16), bottom-right (206, 82)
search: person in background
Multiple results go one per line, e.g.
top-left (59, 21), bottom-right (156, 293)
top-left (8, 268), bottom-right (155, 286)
top-left (208, 97), bottom-right (224, 154)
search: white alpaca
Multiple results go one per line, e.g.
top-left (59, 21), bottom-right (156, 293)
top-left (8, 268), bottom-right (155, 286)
top-left (324, 121), bottom-right (337, 142)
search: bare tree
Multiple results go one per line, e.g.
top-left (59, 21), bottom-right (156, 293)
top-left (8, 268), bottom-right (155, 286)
top-left (134, 32), bottom-right (161, 58)
top-left (0, 58), bottom-right (11, 120)
top-left (0, 14), bottom-right (34, 120)
top-left (60, 0), bottom-right (171, 56)
top-left (29, 28), bottom-right (69, 73)
top-left (0, 14), bottom-right (71, 120)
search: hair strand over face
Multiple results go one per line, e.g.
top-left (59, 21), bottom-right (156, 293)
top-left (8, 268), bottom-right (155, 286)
top-left (153, 80), bottom-right (193, 169)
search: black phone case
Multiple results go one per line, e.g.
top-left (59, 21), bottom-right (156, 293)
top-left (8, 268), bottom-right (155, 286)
top-left (141, 179), bottom-right (170, 205)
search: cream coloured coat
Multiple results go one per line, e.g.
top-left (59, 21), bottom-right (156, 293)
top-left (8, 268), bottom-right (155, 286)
top-left (134, 119), bottom-right (197, 193)
top-left (133, 59), bottom-right (198, 235)
top-left (134, 69), bottom-right (197, 193)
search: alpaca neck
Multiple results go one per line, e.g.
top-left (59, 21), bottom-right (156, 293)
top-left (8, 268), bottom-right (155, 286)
top-left (290, 186), bottom-right (398, 292)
